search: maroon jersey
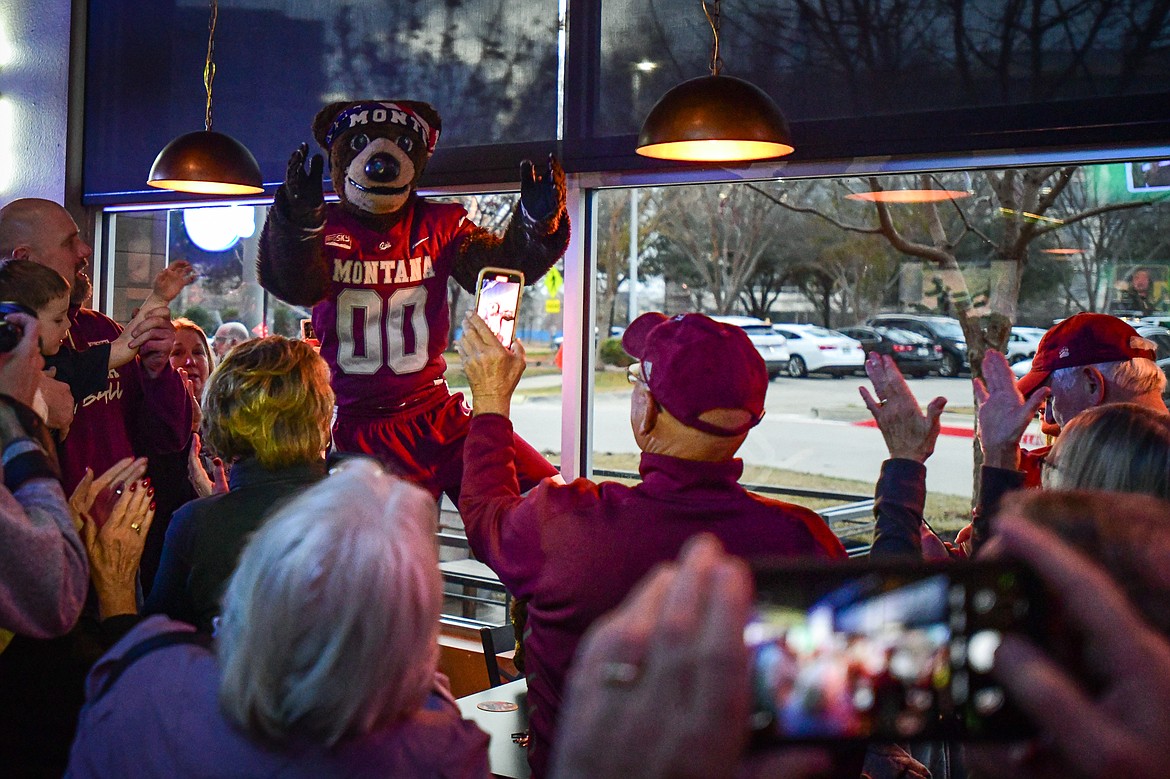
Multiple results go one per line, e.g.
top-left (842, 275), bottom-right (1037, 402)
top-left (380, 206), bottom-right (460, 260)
top-left (313, 198), bottom-right (476, 415)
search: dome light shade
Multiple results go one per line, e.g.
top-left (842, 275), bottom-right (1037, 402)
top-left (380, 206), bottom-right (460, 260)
top-left (636, 75), bottom-right (794, 162)
top-left (846, 189), bottom-right (972, 203)
top-left (148, 131), bottom-right (264, 195)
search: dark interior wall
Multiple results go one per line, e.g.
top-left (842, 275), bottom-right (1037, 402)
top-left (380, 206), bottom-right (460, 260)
top-left (83, 0), bottom-right (1170, 204)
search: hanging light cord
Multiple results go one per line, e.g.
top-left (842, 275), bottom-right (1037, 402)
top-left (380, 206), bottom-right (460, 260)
top-left (703, 0), bottom-right (722, 77)
top-left (203, 0), bottom-right (218, 132)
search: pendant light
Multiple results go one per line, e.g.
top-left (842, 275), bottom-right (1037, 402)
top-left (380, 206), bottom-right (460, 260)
top-left (147, 0), bottom-right (264, 195)
top-left (636, 0), bottom-right (794, 163)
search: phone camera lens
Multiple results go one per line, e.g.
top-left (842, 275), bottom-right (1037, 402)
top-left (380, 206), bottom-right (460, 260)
top-left (972, 588), bottom-right (998, 614)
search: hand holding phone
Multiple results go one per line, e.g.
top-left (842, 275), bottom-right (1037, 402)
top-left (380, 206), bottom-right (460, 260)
top-left (474, 267), bottom-right (524, 347)
top-left (747, 558), bottom-right (1046, 744)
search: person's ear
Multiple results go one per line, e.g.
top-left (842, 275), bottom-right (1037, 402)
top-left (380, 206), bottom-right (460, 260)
top-left (1083, 366), bottom-right (1106, 404)
top-left (637, 390), bottom-right (659, 437)
top-left (10, 245), bottom-right (30, 261)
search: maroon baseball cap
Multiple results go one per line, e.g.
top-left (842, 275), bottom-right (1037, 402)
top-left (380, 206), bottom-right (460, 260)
top-left (1016, 313), bottom-right (1156, 396)
top-left (621, 312), bottom-right (767, 437)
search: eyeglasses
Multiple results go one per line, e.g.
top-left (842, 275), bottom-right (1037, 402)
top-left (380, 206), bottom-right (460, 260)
top-left (626, 362), bottom-right (652, 386)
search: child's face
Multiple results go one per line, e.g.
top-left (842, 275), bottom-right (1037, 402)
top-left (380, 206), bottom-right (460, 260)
top-left (37, 294), bottom-right (71, 356)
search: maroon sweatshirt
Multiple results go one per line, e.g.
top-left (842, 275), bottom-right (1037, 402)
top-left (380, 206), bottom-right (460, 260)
top-left (459, 413), bottom-right (847, 778)
top-left (59, 307), bottom-right (192, 493)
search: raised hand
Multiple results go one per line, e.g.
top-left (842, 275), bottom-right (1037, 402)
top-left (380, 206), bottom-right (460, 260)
top-left (519, 154), bottom-right (565, 224)
top-left (974, 350), bottom-right (1048, 470)
top-left (151, 260), bottom-right (198, 303)
top-left (282, 143), bottom-right (325, 225)
top-left (456, 311), bottom-right (526, 418)
top-left (859, 352), bottom-right (947, 463)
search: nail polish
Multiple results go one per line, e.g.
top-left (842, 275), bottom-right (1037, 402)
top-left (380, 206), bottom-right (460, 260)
top-left (129, 482), bottom-right (137, 492)
top-left (150, 501), bottom-right (156, 511)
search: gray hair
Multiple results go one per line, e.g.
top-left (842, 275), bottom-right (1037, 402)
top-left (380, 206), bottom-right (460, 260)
top-left (1043, 402), bottom-right (1170, 500)
top-left (215, 321), bottom-right (250, 343)
top-left (1049, 338), bottom-right (1166, 398)
top-left (216, 459), bottom-right (442, 746)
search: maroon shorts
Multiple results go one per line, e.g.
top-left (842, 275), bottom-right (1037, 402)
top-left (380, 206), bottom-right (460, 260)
top-left (332, 388), bottom-right (557, 502)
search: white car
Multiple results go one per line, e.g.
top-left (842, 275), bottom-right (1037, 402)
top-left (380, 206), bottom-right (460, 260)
top-left (708, 316), bottom-right (791, 378)
top-left (770, 324), bottom-right (865, 378)
top-left (1006, 326), bottom-right (1047, 364)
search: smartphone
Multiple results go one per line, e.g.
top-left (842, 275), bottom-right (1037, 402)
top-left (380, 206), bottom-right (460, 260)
top-left (299, 317), bottom-right (319, 346)
top-left (747, 558), bottom-right (1047, 744)
top-left (474, 267), bottom-right (524, 347)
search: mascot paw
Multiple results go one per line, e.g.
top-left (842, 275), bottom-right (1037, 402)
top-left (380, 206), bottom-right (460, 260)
top-left (281, 143), bottom-right (325, 224)
top-left (520, 154), bottom-right (565, 224)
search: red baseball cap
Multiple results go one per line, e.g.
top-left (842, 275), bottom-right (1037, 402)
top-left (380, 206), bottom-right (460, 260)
top-left (621, 312), bottom-right (767, 437)
top-left (1016, 313), bottom-right (1156, 396)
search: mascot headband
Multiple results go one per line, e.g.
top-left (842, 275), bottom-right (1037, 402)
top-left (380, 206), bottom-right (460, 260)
top-left (322, 102), bottom-right (440, 156)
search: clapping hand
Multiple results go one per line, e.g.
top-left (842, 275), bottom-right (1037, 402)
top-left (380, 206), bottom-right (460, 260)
top-left (81, 472), bottom-right (154, 620)
top-left (69, 456), bottom-right (148, 531)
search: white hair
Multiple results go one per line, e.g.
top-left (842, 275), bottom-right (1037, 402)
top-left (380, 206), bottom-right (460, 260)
top-left (1049, 343), bottom-right (1166, 398)
top-left (215, 321), bottom-right (250, 342)
top-left (216, 459), bottom-right (441, 746)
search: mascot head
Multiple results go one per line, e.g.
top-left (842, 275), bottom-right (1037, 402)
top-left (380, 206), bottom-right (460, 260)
top-left (312, 100), bottom-right (441, 217)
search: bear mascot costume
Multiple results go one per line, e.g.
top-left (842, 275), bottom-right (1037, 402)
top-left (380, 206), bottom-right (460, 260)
top-left (258, 100), bottom-right (568, 501)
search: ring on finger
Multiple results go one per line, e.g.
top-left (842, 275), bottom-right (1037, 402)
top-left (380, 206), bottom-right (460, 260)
top-left (130, 522), bottom-right (141, 534)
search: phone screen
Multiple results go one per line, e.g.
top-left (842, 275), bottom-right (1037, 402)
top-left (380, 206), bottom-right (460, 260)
top-left (476, 272), bottom-right (523, 347)
top-left (747, 559), bottom-right (1042, 743)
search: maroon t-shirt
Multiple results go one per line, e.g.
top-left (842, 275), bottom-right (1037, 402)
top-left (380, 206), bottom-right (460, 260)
top-left (459, 414), bottom-right (847, 778)
top-left (58, 307), bottom-right (192, 493)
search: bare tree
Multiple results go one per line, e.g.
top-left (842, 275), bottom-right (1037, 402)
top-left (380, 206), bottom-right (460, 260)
top-left (654, 185), bottom-right (790, 314)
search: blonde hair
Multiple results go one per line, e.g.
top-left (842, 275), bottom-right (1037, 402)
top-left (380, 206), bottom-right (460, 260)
top-left (217, 460), bottom-right (442, 745)
top-left (1042, 402), bottom-right (1170, 500)
top-left (203, 336), bottom-right (333, 468)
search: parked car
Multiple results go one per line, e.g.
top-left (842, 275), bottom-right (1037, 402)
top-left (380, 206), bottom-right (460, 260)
top-left (770, 324), bottom-right (865, 378)
top-left (837, 325), bottom-right (943, 377)
top-left (865, 314), bottom-right (968, 377)
top-left (1139, 315), bottom-right (1170, 330)
top-left (708, 316), bottom-right (791, 378)
top-left (1006, 326), bottom-right (1047, 364)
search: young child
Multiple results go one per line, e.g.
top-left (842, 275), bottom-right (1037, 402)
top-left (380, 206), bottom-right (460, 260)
top-left (0, 258), bottom-right (198, 403)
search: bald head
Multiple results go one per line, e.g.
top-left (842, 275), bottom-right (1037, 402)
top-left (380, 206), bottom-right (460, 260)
top-left (0, 199), bottom-right (94, 306)
top-left (213, 321), bottom-right (251, 358)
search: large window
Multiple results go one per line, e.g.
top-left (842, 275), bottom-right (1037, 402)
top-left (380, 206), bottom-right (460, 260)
top-left (97, 156), bottom-right (1170, 620)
